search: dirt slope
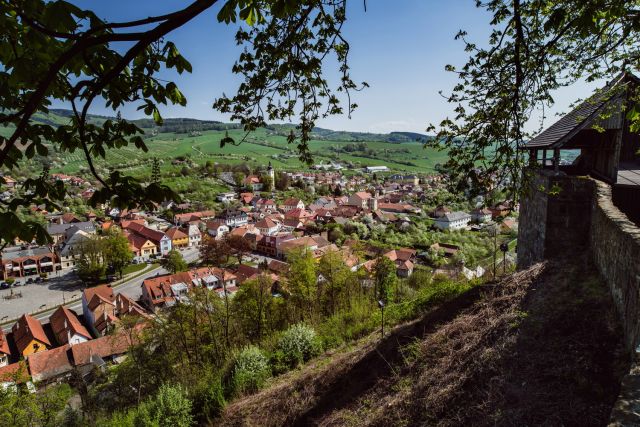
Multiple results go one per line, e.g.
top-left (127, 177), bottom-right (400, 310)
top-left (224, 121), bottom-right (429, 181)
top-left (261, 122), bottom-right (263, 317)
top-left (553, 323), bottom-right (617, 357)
top-left (216, 258), bottom-right (627, 427)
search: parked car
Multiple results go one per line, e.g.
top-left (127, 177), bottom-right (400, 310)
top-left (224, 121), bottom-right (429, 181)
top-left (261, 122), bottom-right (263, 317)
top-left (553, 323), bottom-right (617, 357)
top-left (0, 282), bottom-right (10, 289)
top-left (13, 281), bottom-right (23, 287)
top-left (26, 278), bottom-right (34, 284)
top-left (34, 277), bottom-right (42, 283)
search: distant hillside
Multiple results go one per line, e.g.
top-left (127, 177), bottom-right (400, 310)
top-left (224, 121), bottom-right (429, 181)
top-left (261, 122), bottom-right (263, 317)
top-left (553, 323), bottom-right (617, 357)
top-left (38, 109), bottom-right (431, 143)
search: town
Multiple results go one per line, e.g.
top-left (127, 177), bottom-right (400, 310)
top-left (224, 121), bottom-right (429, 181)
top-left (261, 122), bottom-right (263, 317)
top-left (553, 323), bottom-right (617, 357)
top-left (0, 161), bottom-right (518, 389)
top-left (4, 1), bottom-right (635, 426)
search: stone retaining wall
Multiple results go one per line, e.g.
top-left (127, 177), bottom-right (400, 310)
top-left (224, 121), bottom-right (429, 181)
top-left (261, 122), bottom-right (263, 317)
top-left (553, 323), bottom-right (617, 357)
top-left (590, 180), bottom-right (640, 353)
top-left (518, 170), bottom-right (595, 269)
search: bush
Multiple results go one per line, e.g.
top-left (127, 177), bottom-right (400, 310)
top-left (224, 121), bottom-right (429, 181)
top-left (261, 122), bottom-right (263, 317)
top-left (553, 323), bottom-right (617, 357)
top-left (191, 372), bottom-right (226, 425)
top-left (274, 324), bottom-right (322, 370)
top-left (232, 346), bottom-right (271, 396)
top-left (134, 383), bottom-right (193, 427)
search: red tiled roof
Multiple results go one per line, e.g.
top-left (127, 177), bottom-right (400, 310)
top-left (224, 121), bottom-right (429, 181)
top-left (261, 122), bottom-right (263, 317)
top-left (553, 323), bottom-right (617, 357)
top-left (256, 218), bottom-right (277, 229)
top-left (207, 220), bottom-right (227, 230)
top-left (285, 208), bottom-right (312, 219)
top-left (116, 293), bottom-right (148, 317)
top-left (28, 344), bottom-right (72, 382)
top-left (0, 329), bottom-right (10, 356)
top-left (84, 284), bottom-right (115, 306)
top-left (353, 191), bottom-right (372, 200)
top-left (165, 227), bottom-right (188, 240)
top-left (70, 330), bottom-right (137, 366)
top-left (12, 314), bottom-right (51, 354)
top-left (283, 197), bottom-right (302, 206)
top-left (49, 306), bottom-right (91, 345)
top-left (126, 232), bottom-right (155, 251)
top-left (122, 222), bottom-right (166, 244)
top-left (174, 210), bottom-right (215, 223)
top-left (0, 362), bottom-right (29, 384)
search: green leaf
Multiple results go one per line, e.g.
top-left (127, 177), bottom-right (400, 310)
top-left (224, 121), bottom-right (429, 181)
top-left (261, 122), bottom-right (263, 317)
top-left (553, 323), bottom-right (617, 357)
top-left (152, 107), bottom-right (163, 125)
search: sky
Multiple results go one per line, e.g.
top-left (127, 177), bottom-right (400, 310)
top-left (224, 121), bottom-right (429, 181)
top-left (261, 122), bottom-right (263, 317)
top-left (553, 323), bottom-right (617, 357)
top-left (63, 1), bottom-right (600, 135)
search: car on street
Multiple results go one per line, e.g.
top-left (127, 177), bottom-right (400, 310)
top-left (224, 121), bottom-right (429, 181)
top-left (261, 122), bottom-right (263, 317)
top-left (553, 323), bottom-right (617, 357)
top-left (0, 282), bottom-right (10, 289)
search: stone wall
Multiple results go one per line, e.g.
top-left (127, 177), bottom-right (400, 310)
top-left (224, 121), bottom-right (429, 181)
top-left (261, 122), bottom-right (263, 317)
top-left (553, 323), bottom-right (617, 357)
top-left (590, 180), bottom-right (640, 353)
top-left (518, 170), bottom-right (640, 424)
top-left (518, 170), bottom-right (595, 269)
top-left (594, 182), bottom-right (640, 426)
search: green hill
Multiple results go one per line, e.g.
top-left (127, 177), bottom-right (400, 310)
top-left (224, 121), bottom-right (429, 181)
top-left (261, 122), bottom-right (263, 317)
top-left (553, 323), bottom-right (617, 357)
top-left (17, 109), bottom-right (447, 175)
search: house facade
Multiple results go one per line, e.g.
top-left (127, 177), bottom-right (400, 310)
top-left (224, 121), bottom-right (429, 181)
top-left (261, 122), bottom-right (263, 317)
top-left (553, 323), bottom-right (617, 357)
top-left (12, 314), bottom-right (51, 357)
top-left (256, 218), bottom-right (279, 235)
top-left (122, 222), bottom-right (172, 255)
top-left (187, 224), bottom-right (201, 247)
top-left (207, 220), bottom-right (230, 239)
top-left (434, 212), bottom-right (472, 230)
top-left (0, 330), bottom-right (10, 367)
top-left (82, 285), bottom-right (117, 336)
top-left (219, 210), bottom-right (248, 227)
top-left (49, 306), bottom-right (92, 346)
top-left (471, 208), bottom-right (492, 223)
top-left (166, 227), bottom-right (189, 248)
top-left (282, 198), bottom-right (305, 212)
top-left (1, 247), bottom-right (57, 280)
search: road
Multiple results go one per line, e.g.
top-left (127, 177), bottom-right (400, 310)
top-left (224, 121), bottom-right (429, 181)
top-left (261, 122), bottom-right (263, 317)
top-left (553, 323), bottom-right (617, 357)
top-left (1, 247), bottom-right (200, 332)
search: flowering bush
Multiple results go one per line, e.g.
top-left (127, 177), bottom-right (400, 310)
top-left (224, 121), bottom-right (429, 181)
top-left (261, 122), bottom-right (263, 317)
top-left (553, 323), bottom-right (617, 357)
top-left (232, 345), bottom-right (271, 395)
top-left (275, 323), bottom-right (322, 369)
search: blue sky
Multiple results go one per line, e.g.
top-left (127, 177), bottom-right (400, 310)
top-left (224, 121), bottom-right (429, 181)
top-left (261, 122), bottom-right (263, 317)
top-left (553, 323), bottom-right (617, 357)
top-left (68, 1), bottom-right (598, 134)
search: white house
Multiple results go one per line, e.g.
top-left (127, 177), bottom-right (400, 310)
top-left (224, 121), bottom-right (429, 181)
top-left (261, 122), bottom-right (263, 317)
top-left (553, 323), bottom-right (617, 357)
top-left (58, 229), bottom-right (92, 269)
top-left (434, 212), bottom-right (472, 230)
top-left (49, 306), bottom-right (91, 346)
top-left (219, 210), bottom-right (248, 227)
top-left (471, 208), bottom-right (492, 223)
top-left (256, 218), bottom-right (280, 235)
top-left (364, 165), bottom-right (390, 173)
top-left (187, 224), bottom-right (201, 247)
top-left (282, 197), bottom-right (305, 212)
top-left (207, 220), bottom-right (230, 239)
top-left (217, 192), bottom-right (237, 203)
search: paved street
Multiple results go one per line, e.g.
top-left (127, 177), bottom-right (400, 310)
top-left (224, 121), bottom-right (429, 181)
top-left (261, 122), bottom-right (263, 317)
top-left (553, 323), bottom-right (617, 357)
top-left (0, 246), bottom-right (200, 332)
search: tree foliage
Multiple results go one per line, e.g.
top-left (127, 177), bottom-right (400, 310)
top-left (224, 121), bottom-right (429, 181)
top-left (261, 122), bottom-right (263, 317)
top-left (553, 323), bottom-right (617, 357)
top-left (163, 249), bottom-right (188, 274)
top-left (428, 0), bottom-right (640, 199)
top-left (103, 227), bottom-right (134, 278)
top-left (0, 0), bottom-right (358, 244)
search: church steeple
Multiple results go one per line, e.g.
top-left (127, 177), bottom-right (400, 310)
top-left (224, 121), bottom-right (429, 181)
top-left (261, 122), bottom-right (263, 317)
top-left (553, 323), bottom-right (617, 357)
top-left (267, 161), bottom-right (274, 181)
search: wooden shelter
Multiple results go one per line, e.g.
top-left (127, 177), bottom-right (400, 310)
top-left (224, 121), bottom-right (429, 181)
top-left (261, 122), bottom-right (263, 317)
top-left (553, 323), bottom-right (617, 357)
top-left (523, 72), bottom-right (640, 186)
top-left (522, 72), bottom-right (640, 223)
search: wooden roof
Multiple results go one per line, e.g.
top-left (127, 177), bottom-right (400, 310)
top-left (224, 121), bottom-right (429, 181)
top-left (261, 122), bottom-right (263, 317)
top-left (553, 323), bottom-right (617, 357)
top-left (525, 73), bottom-right (640, 149)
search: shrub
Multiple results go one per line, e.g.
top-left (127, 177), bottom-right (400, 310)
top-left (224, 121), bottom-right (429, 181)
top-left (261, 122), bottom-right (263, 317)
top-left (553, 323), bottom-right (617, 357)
top-left (275, 323), bottom-right (322, 370)
top-left (190, 371), bottom-right (226, 424)
top-left (232, 346), bottom-right (271, 396)
top-left (135, 383), bottom-right (193, 427)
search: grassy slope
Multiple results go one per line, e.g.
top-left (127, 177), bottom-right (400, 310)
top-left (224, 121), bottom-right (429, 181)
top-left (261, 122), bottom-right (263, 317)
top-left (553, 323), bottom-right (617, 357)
top-left (53, 127), bottom-right (448, 175)
top-left (2, 109), bottom-right (447, 174)
top-left (216, 257), bottom-right (627, 427)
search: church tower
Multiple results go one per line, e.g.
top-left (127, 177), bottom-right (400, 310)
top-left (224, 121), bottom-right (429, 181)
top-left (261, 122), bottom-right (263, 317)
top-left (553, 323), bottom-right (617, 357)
top-left (267, 161), bottom-right (275, 182)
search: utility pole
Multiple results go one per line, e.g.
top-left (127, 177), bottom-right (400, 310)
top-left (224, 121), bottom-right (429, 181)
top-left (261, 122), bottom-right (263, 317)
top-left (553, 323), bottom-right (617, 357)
top-left (378, 300), bottom-right (385, 339)
top-left (500, 242), bottom-right (509, 275)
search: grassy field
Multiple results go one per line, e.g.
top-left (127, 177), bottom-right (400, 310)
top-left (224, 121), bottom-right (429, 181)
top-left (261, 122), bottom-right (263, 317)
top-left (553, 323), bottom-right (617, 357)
top-left (48, 127), bottom-right (448, 175)
top-left (2, 109), bottom-right (449, 176)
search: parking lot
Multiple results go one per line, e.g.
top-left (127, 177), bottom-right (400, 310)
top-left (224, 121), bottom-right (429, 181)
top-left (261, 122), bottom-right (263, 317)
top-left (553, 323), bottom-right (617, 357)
top-left (0, 270), bottom-right (84, 322)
